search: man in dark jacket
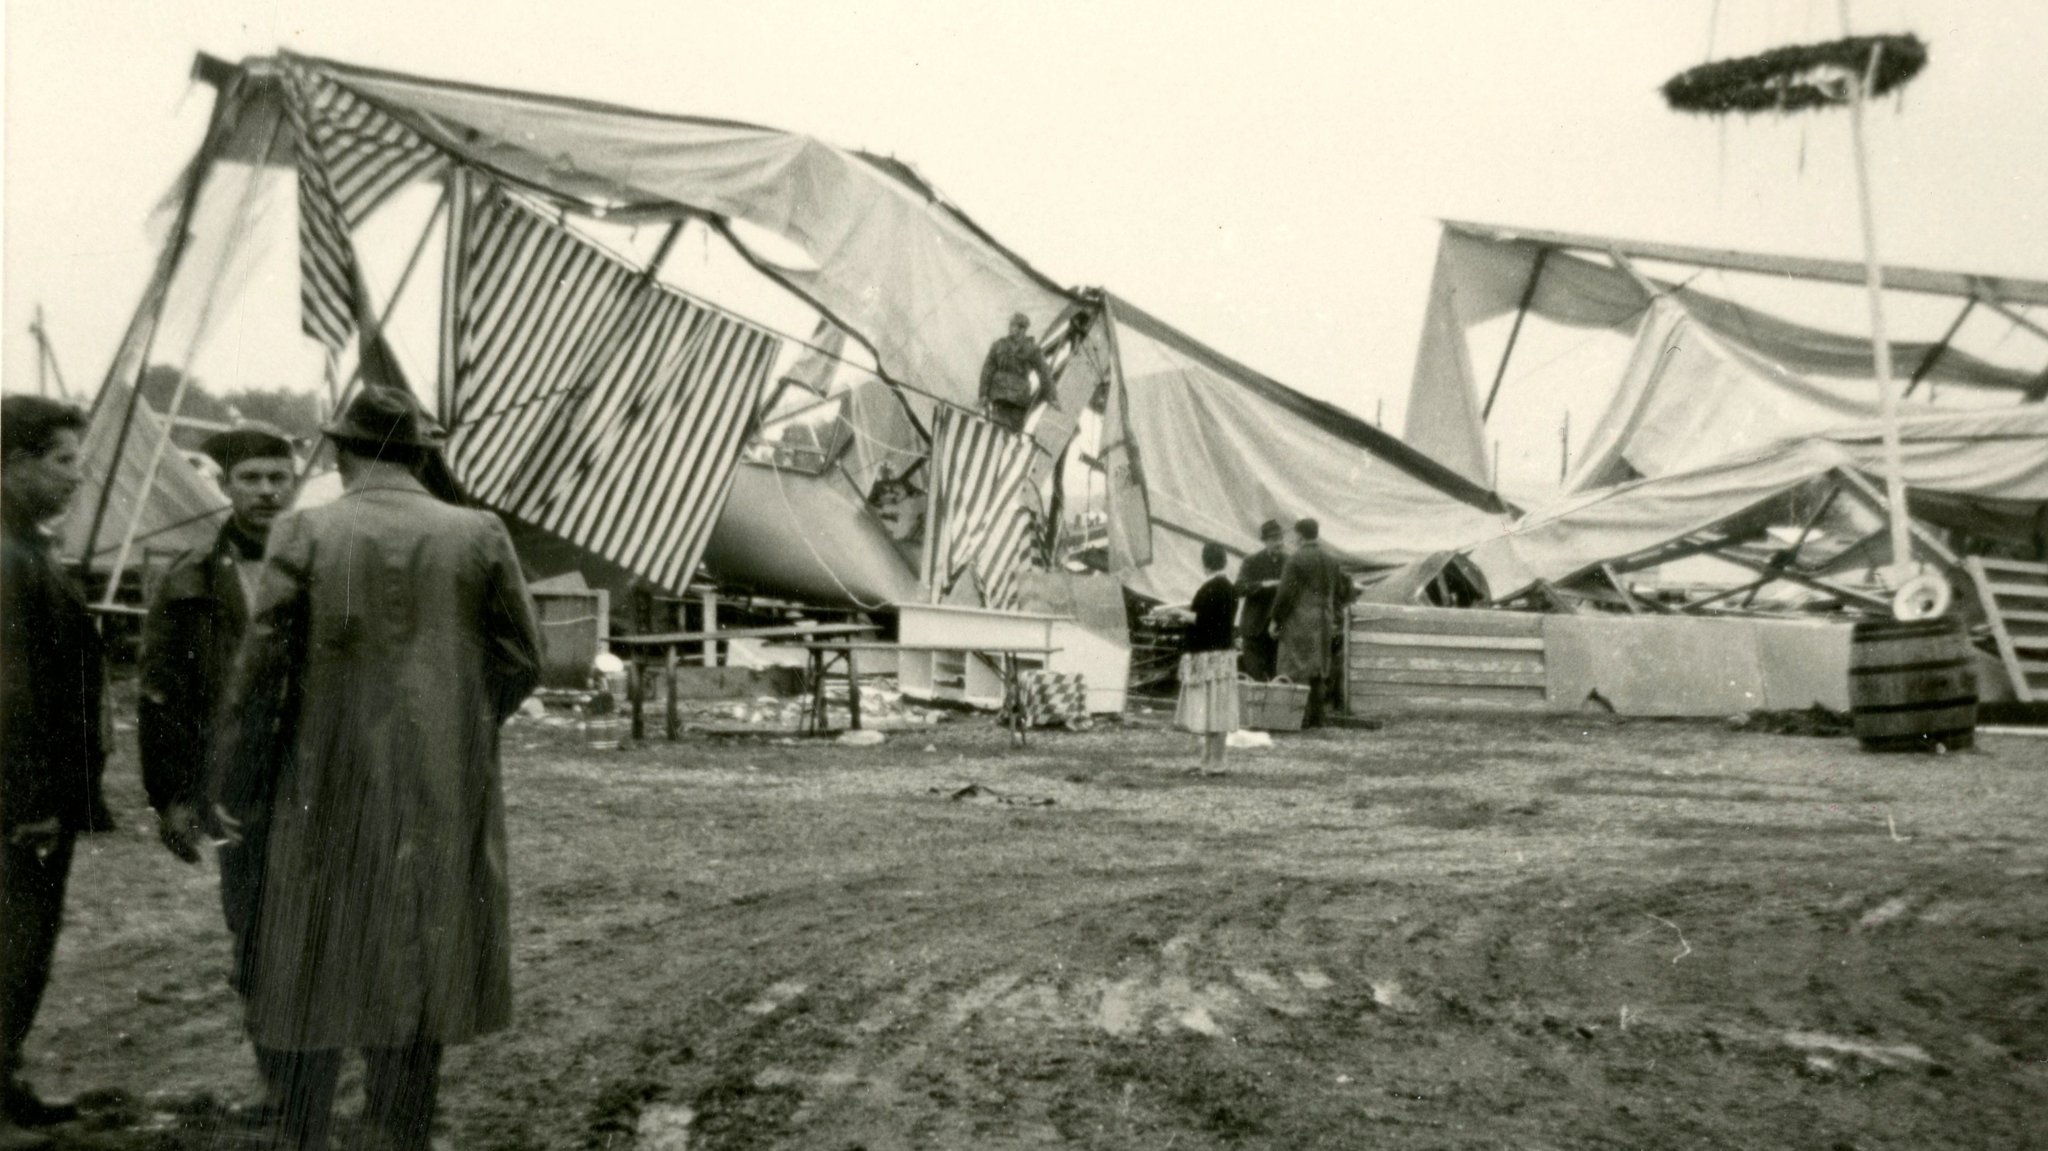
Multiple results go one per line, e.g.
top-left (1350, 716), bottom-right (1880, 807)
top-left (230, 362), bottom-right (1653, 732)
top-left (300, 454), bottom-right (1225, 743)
top-left (138, 422), bottom-right (297, 1122)
top-left (1268, 518), bottom-right (1357, 729)
top-left (211, 388), bottom-right (542, 1151)
top-left (978, 312), bottom-right (1058, 434)
top-left (1234, 518), bottom-right (1288, 681)
top-left (1, 396), bottom-right (111, 1142)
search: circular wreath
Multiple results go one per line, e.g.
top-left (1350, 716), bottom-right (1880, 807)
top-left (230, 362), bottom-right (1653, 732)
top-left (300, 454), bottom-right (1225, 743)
top-left (1662, 34), bottom-right (1928, 116)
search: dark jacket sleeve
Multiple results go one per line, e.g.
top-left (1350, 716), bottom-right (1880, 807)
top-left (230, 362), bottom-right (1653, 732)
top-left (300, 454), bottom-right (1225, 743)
top-left (978, 343), bottom-right (999, 406)
top-left (137, 556), bottom-right (207, 812)
top-left (479, 513), bottom-right (544, 724)
top-left (210, 514), bottom-right (310, 828)
top-left (2, 535), bottom-right (110, 833)
top-left (1269, 553), bottom-right (1305, 629)
top-left (0, 540), bottom-right (48, 831)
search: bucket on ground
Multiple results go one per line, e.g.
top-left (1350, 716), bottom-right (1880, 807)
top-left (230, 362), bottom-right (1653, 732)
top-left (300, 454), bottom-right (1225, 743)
top-left (1848, 616), bottom-right (1977, 752)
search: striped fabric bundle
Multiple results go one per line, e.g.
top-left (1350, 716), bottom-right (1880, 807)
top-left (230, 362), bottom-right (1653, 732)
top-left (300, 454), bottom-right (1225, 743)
top-left (280, 61), bottom-right (447, 359)
top-left (448, 190), bottom-right (781, 592)
top-left (925, 407), bottom-right (1046, 609)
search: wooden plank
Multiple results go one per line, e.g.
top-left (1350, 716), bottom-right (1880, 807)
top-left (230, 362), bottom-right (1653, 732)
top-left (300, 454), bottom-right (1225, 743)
top-left (1352, 680), bottom-right (1549, 702)
top-left (1350, 653), bottom-right (1545, 675)
top-left (1350, 685), bottom-right (1550, 711)
top-left (1982, 581), bottom-right (2048, 600)
top-left (1352, 632), bottom-right (1547, 652)
top-left (612, 622), bottom-right (877, 648)
top-left (2001, 610), bottom-right (2048, 625)
top-left (1349, 607), bottom-right (1544, 637)
top-left (1971, 557), bottom-right (2048, 576)
top-left (1968, 557), bottom-right (2036, 704)
top-left (1352, 668), bottom-right (1548, 688)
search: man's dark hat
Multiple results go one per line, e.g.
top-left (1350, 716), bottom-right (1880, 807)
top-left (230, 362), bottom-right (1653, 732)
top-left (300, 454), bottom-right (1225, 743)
top-left (321, 387), bottom-right (445, 451)
top-left (201, 422), bottom-right (295, 472)
top-left (1259, 518), bottom-right (1284, 540)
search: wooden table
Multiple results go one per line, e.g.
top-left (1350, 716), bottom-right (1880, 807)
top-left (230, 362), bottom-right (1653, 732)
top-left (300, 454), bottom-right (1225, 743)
top-left (611, 622), bottom-right (877, 740)
top-left (783, 641), bottom-right (1059, 744)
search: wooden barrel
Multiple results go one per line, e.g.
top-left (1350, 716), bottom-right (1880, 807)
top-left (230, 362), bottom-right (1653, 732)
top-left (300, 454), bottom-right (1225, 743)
top-left (1849, 617), bottom-right (1977, 752)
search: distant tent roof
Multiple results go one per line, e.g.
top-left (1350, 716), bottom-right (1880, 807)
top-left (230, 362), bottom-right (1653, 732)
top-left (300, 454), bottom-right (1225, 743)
top-left (1102, 291), bottom-right (1508, 602)
top-left (198, 50), bottom-right (1076, 413)
top-left (1405, 222), bottom-right (2048, 493)
top-left (1464, 407), bottom-right (2048, 600)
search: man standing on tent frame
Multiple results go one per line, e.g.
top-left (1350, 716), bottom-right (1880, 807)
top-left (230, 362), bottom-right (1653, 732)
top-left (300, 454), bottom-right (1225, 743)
top-left (210, 388), bottom-right (541, 1151)
top-left (1268, 518), bottom-right (1357, 729)
top-left (979, 311), bottom-right (1059, 433)
top-left (137, 422), bottom-right (299, 1127)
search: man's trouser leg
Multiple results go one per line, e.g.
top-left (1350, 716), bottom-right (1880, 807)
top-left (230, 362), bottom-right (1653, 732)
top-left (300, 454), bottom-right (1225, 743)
top-left (1302, 676), bottom-right (1326, 728)
top-left (270, 1049), bottom-right (341, 1151)
top-left (220, 839), bottom-right (290, 1109)
top-left (362, 1041), bottom-right (444, 1151)
top-left (988, 403), bottom-right (1028, 434)
top-left (0, 834), bottom-right (75, 1093)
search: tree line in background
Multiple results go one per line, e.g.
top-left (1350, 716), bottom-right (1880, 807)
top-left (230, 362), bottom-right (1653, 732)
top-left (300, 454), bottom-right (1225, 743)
top-left (136, 366), bottom-right (326, 446)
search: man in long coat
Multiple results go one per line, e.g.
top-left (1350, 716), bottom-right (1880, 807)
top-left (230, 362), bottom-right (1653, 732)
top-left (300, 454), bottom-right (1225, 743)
top-left (1233, 518), bottom-right (1288, 681)
top-left (211, 388), bottom-right (541, 1151)
top-left (1268, 518), bottom-right (1357, 728)
top-left (1, 396), bottom-right (112, 1145)
top-left (137, 423), bottom-right (297, 1121)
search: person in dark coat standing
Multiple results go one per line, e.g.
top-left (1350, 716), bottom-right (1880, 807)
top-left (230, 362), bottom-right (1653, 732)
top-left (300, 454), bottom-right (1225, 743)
top-left (209, 388), bottom-right (542, 1151)
top-left (1233, 518), bottom-right (1288, 681)
top-left (1, 396), bottom-right (112, 1144)
top-left (1268, 518), bottom-right (1357, 729)
top-left (978, 312), bottom-right (1059, 434)
top-left (137, 422), bottom-right (298, 1124)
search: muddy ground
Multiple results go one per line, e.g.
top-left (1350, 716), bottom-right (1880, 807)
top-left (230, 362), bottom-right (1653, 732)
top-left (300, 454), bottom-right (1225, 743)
top-left (22, 694), bottom-right (2048, 1150)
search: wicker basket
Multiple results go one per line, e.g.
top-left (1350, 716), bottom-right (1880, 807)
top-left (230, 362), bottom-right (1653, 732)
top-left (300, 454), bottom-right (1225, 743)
top-left (1239, 676), bottom-right (1309, 731)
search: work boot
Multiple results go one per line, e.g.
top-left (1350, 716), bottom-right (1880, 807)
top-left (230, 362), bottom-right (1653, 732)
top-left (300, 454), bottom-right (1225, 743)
top-left (0, 1081), bottom-right (76, 1129)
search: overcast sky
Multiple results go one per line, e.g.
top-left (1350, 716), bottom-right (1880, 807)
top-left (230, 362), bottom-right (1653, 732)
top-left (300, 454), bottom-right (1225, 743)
top-left (5, 0), bottom-right (2044, 444)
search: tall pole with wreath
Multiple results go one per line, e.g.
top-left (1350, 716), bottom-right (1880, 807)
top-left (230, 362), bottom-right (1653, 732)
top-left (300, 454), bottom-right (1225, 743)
top-left (1662, 6), bottom-right (1942, 620)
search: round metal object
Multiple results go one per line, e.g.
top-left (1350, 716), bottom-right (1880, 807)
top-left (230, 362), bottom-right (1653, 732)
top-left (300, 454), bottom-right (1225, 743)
top-left (1891, 571), bottom-right (1952, 622)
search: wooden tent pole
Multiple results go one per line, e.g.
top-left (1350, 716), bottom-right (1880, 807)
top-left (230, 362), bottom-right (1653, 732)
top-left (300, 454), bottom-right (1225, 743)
top-left (1481, 248), bottom-right (1549, 420)
top-left (101, 105), bottom-right (286, 606)
top-left (80, 97), bottom-right (233, 588)
top-left (438, 167), bottom-right (469, 427)
top-left (1842, 24), bottom-right (1912, 576)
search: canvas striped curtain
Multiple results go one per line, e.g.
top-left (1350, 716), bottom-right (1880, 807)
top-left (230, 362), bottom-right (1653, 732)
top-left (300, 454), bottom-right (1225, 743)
top-left (280, 61), bottom-right (447, 364)
top-left (448, 189), bottom-right (781, 592)
top-left (925, 406), bottom-right (1045, 608)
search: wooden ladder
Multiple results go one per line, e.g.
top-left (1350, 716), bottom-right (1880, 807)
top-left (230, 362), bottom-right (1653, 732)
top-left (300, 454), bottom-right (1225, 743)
top-left (1965, 557), bottom-right (2048, 703)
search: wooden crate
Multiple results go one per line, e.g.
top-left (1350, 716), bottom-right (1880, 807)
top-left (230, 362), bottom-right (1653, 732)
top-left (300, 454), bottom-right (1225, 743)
top-left (1347, 605), bottom-right (1548, 712)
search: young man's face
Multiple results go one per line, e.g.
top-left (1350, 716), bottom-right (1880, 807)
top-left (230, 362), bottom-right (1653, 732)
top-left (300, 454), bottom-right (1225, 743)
top-left (3, 428), bottom-right (86, 523)
top-left (223, 456), bottom-right (297, 533)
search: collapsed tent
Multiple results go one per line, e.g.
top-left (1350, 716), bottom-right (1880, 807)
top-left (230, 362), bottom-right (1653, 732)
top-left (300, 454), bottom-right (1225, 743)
top-left (1464, 407), bottom-right (2048, 603)
top-left (88, 51), bottom-right (1512, 618)
top-left (1098, 292), bottom-right (1508, 603)
top-left (1405, 221), bottom-right (2048, 498)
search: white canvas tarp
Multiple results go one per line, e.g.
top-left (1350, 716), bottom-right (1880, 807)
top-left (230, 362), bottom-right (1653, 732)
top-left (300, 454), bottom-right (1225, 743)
top-left (208, 53), bottom-right (1074, 412)
top-left (1105, 293), bottom-right (1507, 603)
top-left (59, 381), bottom-right (230, 568)
top-left (1405, 224), bottom-right (2046, 494)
